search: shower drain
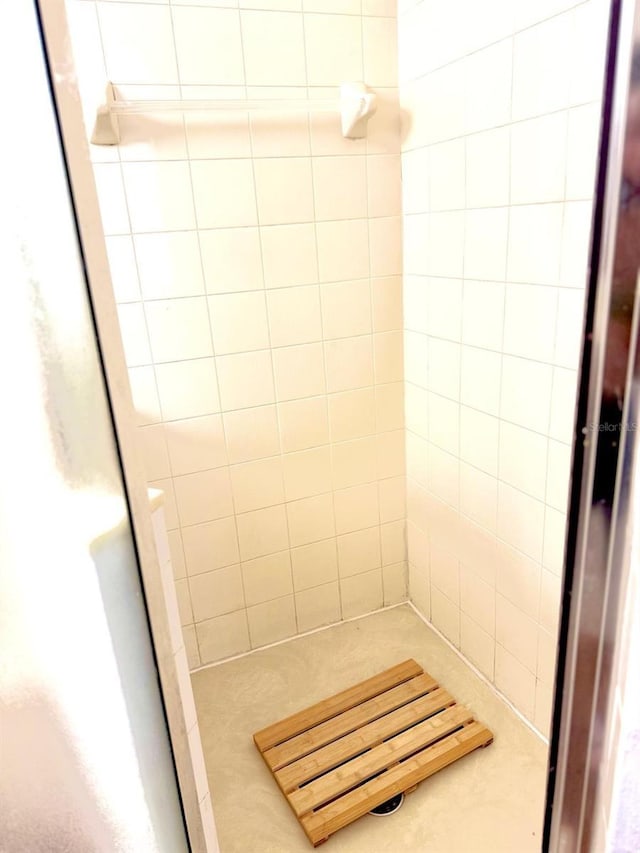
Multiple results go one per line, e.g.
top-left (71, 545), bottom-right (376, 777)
top-left (369, 792), bottom-right (404, 816)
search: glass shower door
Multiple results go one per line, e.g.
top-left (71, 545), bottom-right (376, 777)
top-left (0, 2), bottom-right (189, 850)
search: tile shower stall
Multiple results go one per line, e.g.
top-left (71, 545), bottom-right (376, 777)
top-left (66, 0), bottom-right (608, 739)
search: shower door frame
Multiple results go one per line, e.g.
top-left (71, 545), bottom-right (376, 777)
top-left (545, 0), bottom-right (640, 849)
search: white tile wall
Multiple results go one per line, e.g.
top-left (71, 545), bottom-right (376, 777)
top-left (400, 0), bottom-right (608, 735)
top-left (70, 0), bottom-right (608, 741)
top-left (67, 0), bottom-right (404, 670)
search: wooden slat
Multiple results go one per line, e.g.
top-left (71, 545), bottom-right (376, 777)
top-left (254, 659), bottom-right (423, 752)
top-left (276, 686), bottom-right (454, 793)
top-left (289, 704), bottom-right (474, 816)
top-left (300, 721), bottom-right (493, 846)
top-left (253, 661), bottom-right (494, 846)
top-left (263, 672), bottom-right (438, 771)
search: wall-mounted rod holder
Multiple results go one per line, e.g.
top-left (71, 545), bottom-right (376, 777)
top-left (91, 82), bottom-right (378, 145)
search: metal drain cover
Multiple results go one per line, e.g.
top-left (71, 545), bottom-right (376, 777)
top-left (369, 792), bottom-right (404, 816)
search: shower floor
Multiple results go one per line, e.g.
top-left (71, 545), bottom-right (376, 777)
top-left (191, 605), bottom-right (547, 853)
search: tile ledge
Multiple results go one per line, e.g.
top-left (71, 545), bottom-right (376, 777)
top-left (87, 487), bottom-right (165, 553)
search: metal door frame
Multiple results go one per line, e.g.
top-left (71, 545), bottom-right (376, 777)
top-left (545, 0), bottom-right (640, 848)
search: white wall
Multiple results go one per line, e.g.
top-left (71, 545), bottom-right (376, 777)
top-left (65, 0), bottom-right (405, 669)
top-left (399, 0), bottom-right (609, 734)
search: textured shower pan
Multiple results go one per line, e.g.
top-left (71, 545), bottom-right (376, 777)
top-left (253, 659), bottom-right (493, 847)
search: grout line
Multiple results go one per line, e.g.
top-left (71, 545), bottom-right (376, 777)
top-left (229, 1), bottom-right (266, 648)
top-left (175, 474), bottom-right (404, 525)
top-left (103, 146), bottom-right (597, 181)
top-left (101, 197), bottom-right (593, 237)
top-left (490, 30), bottom-right (517, 674)
top-left (407, 375), bottom-right (573, 441)
top-left (92, 3), bottom-right (112, 108)
top-left (406, 602), bottom-right (549, 744)
top-left (249, 32), bottom-right (314, 641)
top-left (404, 466), bottom-right (561, 558)
top-left (301, 7), bottom-right (347, 622)
top-left (144, 383), bottom-right (409, 424)
top-left (103, 0), bottom-right (395, 19)
top-left (109, 22), bottom-right (183, 602)
top-left (406, 445), bottom-right (559, 530)
top-left (539, 108), bottom-right (571, 637)
top-left (453, 109), bottom-right (467, 618)
top-left (191, 593), bottom-right (548, 744)
top-left (397, 0), bottom-right (592, 89)
top-left (119, 275), bottom-right (406, 303)
top-left (168, 0), bottom-right (249, 664)
top-left (189, 600), bottom-right (408, 673)
top-left (360, 9), bottom-right (386, 609)
top-left (400, 98), bottom-right (601, 155)
top-left (130, 301), bottom-right (583, 397)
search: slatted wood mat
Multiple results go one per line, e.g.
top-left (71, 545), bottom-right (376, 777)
top-left (253, 658), bottom-right (493, 847)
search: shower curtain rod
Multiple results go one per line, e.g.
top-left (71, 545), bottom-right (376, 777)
top-left (109, 98), bottom-right (338, 114)
top-left (92, 81), bottom-right (378, 145)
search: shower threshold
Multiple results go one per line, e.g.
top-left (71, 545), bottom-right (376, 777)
top-left (253, 658), bottom-right (493, 847)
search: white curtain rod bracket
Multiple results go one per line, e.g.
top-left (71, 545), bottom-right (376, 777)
top-left (91, 83), bottom-right (119, 146)
top-left (340, 81), bottom-right (378, 139)
top-left (91, 81), bottom-right (377, 145)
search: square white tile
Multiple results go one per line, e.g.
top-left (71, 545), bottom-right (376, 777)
top-left (172, 6), bottom-right (244, 85)
top-left (313, 156), bottom-right (368, 222)
top-left (122, 162), bottom-right (195, 233)
top-left (191, 160), bottom-right (257, 228)
top-left (216, 350), bottom-right (275, 410)
top-left (261, 223), bottom-right (319, 289)
top-left (135, 232), bottom-right (204, 300)
top-left (145, 298), bottom-right (212, 363)
top-left (230, 456), bottom-right (285, 513)
top-left (200, 227), bottom-right (264, 294)
top-left (266, 286), bottom-right (322, 347)
top-left (98, 3), bottom-right (178, 84)
top-left (254, 158), bottom-right (314, 226)
top-left (304, 13), bottom-right (363, 86)
top-left (241, 10), bottom-right (306, 86)
top-left (209, 291), bottom-right (270, 355)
